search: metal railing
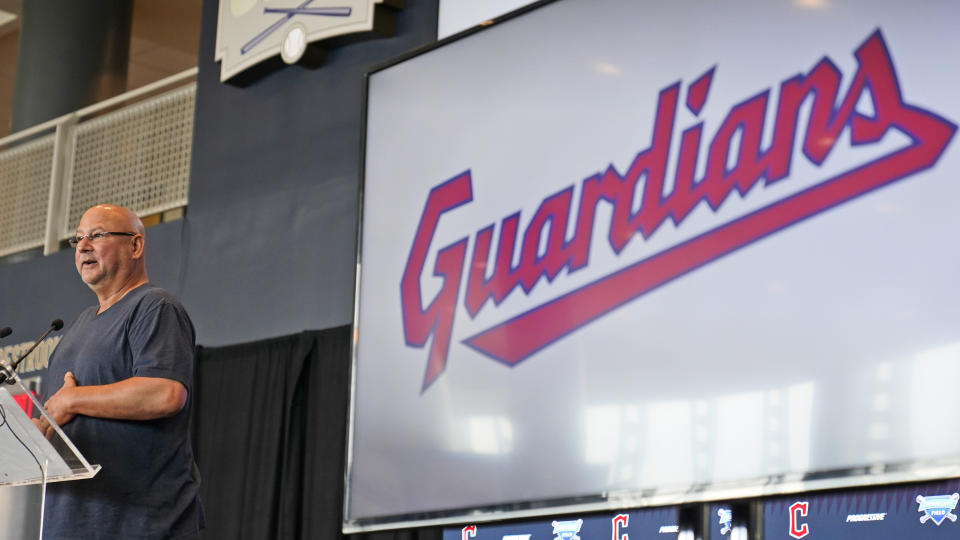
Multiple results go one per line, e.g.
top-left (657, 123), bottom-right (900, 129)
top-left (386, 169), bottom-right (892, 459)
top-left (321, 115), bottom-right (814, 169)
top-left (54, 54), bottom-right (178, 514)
top-left (0, 68), bottom-right (198, 259)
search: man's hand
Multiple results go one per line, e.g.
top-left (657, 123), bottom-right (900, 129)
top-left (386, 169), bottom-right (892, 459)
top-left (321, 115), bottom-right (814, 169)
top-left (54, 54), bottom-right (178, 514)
top-left (39, 372), bottom-right (79, 437)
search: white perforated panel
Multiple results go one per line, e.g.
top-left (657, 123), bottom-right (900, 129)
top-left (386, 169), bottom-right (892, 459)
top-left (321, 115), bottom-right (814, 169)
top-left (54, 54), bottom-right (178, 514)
top-left (0, 137), bottom-right (55, 257)
top-left (65, 84), bottom-right (195, 234)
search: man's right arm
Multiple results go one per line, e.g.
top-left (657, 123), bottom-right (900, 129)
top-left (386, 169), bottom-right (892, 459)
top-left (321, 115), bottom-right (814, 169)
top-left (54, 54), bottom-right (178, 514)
top-left (36, 371), bottom-right (187, 438)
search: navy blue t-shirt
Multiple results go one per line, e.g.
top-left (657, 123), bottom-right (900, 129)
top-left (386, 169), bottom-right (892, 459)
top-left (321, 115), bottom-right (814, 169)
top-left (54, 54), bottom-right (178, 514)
top-left (41, 284), bottom-right (204, 540)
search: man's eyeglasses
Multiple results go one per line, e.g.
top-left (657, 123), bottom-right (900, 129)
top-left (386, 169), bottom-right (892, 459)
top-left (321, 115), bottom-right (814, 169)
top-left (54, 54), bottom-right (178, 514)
top-left (68, 232), bottom-right (137, 248)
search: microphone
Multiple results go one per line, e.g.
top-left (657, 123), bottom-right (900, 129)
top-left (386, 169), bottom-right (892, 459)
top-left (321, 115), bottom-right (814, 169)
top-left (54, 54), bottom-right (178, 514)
top-left (0, 327), bottom-right (10, 339)
top-left (0, 319), bottom-right (63, 385)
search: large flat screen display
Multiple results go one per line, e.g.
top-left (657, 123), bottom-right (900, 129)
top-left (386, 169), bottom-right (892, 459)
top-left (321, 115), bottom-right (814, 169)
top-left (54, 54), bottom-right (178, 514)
top-left (347, 0), bottom-right (960, 532)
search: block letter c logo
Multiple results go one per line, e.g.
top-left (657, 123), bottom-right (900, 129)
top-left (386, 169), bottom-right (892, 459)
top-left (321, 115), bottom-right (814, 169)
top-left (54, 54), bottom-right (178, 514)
top-left (789, 501), bottom-right (809, 538)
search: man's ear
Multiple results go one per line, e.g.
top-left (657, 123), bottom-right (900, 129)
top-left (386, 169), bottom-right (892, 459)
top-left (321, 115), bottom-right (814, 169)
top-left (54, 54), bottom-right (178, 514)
top-left (131, 234), bottom-right (145, 259)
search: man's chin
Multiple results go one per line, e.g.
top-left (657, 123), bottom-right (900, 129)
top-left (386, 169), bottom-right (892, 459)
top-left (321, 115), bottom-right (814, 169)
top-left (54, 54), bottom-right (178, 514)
top-left (79, 271), bottom-right (103, 286)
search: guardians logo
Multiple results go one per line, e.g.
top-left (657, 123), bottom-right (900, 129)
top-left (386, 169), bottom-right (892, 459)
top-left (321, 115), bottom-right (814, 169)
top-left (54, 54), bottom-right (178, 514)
top-left (401, 30), bottom-right (956, 391)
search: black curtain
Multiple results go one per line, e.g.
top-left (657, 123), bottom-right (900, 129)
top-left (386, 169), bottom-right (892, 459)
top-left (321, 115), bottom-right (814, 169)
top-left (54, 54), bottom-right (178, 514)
top-left (192, 326), bottom-right (441, 540)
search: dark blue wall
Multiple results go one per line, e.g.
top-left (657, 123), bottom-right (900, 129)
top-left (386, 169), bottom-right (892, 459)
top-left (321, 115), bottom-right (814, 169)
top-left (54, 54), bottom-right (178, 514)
top-left (183, 0), bottom-right (438, 345)
top-left (0, 1), bottom-right (439, 348)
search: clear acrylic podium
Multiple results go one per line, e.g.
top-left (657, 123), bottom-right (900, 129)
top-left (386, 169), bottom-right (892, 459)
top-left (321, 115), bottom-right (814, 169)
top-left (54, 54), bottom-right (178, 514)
top-left (0, 378), bottom-right (100, 487)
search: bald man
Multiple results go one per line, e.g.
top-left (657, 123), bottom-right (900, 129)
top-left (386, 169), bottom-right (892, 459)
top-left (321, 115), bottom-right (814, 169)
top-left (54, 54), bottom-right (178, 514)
top-left (38, 204), bottom-right (204, 539)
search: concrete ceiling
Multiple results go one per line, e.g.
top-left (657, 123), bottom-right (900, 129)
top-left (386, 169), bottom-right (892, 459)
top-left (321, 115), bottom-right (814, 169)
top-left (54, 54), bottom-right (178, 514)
top-left (0, 0), bottom-right (201, 138)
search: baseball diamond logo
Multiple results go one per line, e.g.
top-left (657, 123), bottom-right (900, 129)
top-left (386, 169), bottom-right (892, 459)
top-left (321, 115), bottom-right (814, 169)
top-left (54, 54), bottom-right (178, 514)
top-left (718, 508), bottom-right (732, 535)
top-left (916, 493), bottom-right (960, 526)
top-left (215, 0), bottom-right (401, 82)
top-left (551, 519), bottom-right (583, 540)
top-left (400, 29), bottom-right (957, 391)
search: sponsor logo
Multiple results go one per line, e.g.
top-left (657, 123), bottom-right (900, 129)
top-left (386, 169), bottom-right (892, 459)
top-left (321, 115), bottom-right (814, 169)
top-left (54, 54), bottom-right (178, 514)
top-left (612, 513), bottom-right (629, 540)
top-left (789, 501), bottom-right (810, 539)
top-left (845, 512), bottom-right (886, 522)
top-left (1, 336), bottom-right (60, 376)
top-left (552, 519), bottom-right (583, 540)
top-left (401, 30), bottom-right (957, 391)
top-left (657, 525), bottom-right (678, 534)
top-left (215, 0), bottom-right (400, 82)
top-left (916, 493), bottom-right (959, 526)
top-left (718, 508), bottom-right (732, 535)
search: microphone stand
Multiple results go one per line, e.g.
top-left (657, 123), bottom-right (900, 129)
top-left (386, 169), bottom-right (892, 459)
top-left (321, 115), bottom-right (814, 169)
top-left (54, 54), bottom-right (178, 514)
top-left (0, 320), bottom-right (63, 385)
